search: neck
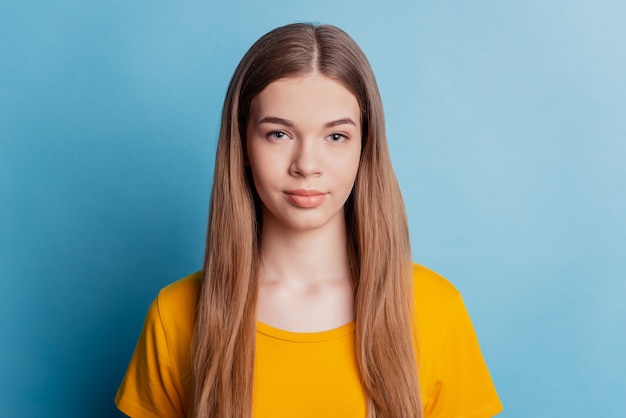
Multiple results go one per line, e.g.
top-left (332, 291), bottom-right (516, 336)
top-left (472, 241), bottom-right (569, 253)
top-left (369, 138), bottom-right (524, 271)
top-left (258, 214), bottom-right (351, 286)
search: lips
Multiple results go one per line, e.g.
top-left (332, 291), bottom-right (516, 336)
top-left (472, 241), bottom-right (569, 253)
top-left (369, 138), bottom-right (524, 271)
top-left (284, 189), bottom-right (327, 208)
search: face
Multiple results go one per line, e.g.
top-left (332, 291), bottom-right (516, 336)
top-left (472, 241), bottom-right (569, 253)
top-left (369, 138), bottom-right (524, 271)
top-left (246, 74), bottom-right (362, 233)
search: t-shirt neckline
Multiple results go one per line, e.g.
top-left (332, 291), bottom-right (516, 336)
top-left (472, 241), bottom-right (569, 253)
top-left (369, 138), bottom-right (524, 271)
top-left (256, 321), bottom-right (355, 343)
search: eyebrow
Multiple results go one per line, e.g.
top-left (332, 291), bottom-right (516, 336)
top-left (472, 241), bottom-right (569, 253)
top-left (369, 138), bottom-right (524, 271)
top-left (257, 116), bottom-right (357, 128)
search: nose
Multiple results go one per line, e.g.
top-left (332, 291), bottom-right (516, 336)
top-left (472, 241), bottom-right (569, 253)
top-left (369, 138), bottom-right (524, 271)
top-left (289, 138), bottom-right (321, 177)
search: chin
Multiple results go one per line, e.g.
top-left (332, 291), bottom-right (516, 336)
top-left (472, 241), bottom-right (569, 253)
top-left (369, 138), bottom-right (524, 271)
top-left (282, 218), bottom-right (335, 233)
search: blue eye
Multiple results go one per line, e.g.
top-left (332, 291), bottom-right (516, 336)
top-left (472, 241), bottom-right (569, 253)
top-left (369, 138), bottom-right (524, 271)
top-left (268, 131), bottom-right (288, 140)
top-left (328, 133), bottom-right (347, 142)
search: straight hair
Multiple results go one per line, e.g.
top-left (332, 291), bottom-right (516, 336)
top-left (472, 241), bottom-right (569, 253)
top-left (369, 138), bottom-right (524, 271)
top-left (192, 23), bottom-right (421, 418)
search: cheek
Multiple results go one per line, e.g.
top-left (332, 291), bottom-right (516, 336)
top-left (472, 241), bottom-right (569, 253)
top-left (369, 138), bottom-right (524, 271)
top-left (247, 155), bottom-right (278, 195)
top-left (246, 143), bottom-right (269, 181)
top-left (340, 146), bottom-right (362, 183)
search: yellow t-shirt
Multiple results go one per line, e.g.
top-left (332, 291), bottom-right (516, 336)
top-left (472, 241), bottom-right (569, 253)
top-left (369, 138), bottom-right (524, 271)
top-left (115, 264), bottom-right (503, 417)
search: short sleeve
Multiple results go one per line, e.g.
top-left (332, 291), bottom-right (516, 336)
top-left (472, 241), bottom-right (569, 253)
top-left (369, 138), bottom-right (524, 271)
top-left (115, 296), bottom-right (187, 418)
top-left (424, 292), bottom-right (503, 418)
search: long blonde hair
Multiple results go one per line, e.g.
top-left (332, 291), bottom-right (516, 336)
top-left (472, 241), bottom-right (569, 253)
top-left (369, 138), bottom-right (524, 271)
top-left (192, 23), bottom-right (421, 418)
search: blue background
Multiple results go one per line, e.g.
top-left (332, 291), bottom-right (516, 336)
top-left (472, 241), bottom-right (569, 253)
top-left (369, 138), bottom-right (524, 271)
top-left (1, 1), bottom-right (624, 417)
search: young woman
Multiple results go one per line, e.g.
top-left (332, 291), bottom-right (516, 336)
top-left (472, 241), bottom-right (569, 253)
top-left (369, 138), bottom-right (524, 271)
top-left (115, 23), bottom-right (503, 418)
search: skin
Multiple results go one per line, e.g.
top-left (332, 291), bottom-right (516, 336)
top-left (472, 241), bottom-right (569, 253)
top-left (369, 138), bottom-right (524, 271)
top-left (246, 74), bottom-right (362, 332)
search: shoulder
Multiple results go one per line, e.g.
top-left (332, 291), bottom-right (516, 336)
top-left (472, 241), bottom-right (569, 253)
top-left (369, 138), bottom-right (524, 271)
top-left (410, 263), bottom-right (465, 347)
top-left (151, 271), bottom-right (201, 352)
top-left (410, 262), bottom-right (466, 347)
top-left (411, 263), bottom-right (503, 417)
top-left (411, 263), bottom-right (459, 295)
top-left (411, 263), bottom-right (463, 315)
top-left (157, 270), bottom-right (202, 309)
top-left (115, 271), bottom-right (202, 417)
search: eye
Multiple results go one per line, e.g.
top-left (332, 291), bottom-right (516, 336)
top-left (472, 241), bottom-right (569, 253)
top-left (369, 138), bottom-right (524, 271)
top-left (267, 130), bottom-right (289, 141)
top-left (328, 133), bottom-right (348, 142)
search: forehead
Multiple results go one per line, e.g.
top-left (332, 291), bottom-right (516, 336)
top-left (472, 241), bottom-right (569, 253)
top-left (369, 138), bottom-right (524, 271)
top-left (249, 75), bottom-right (360, 125)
